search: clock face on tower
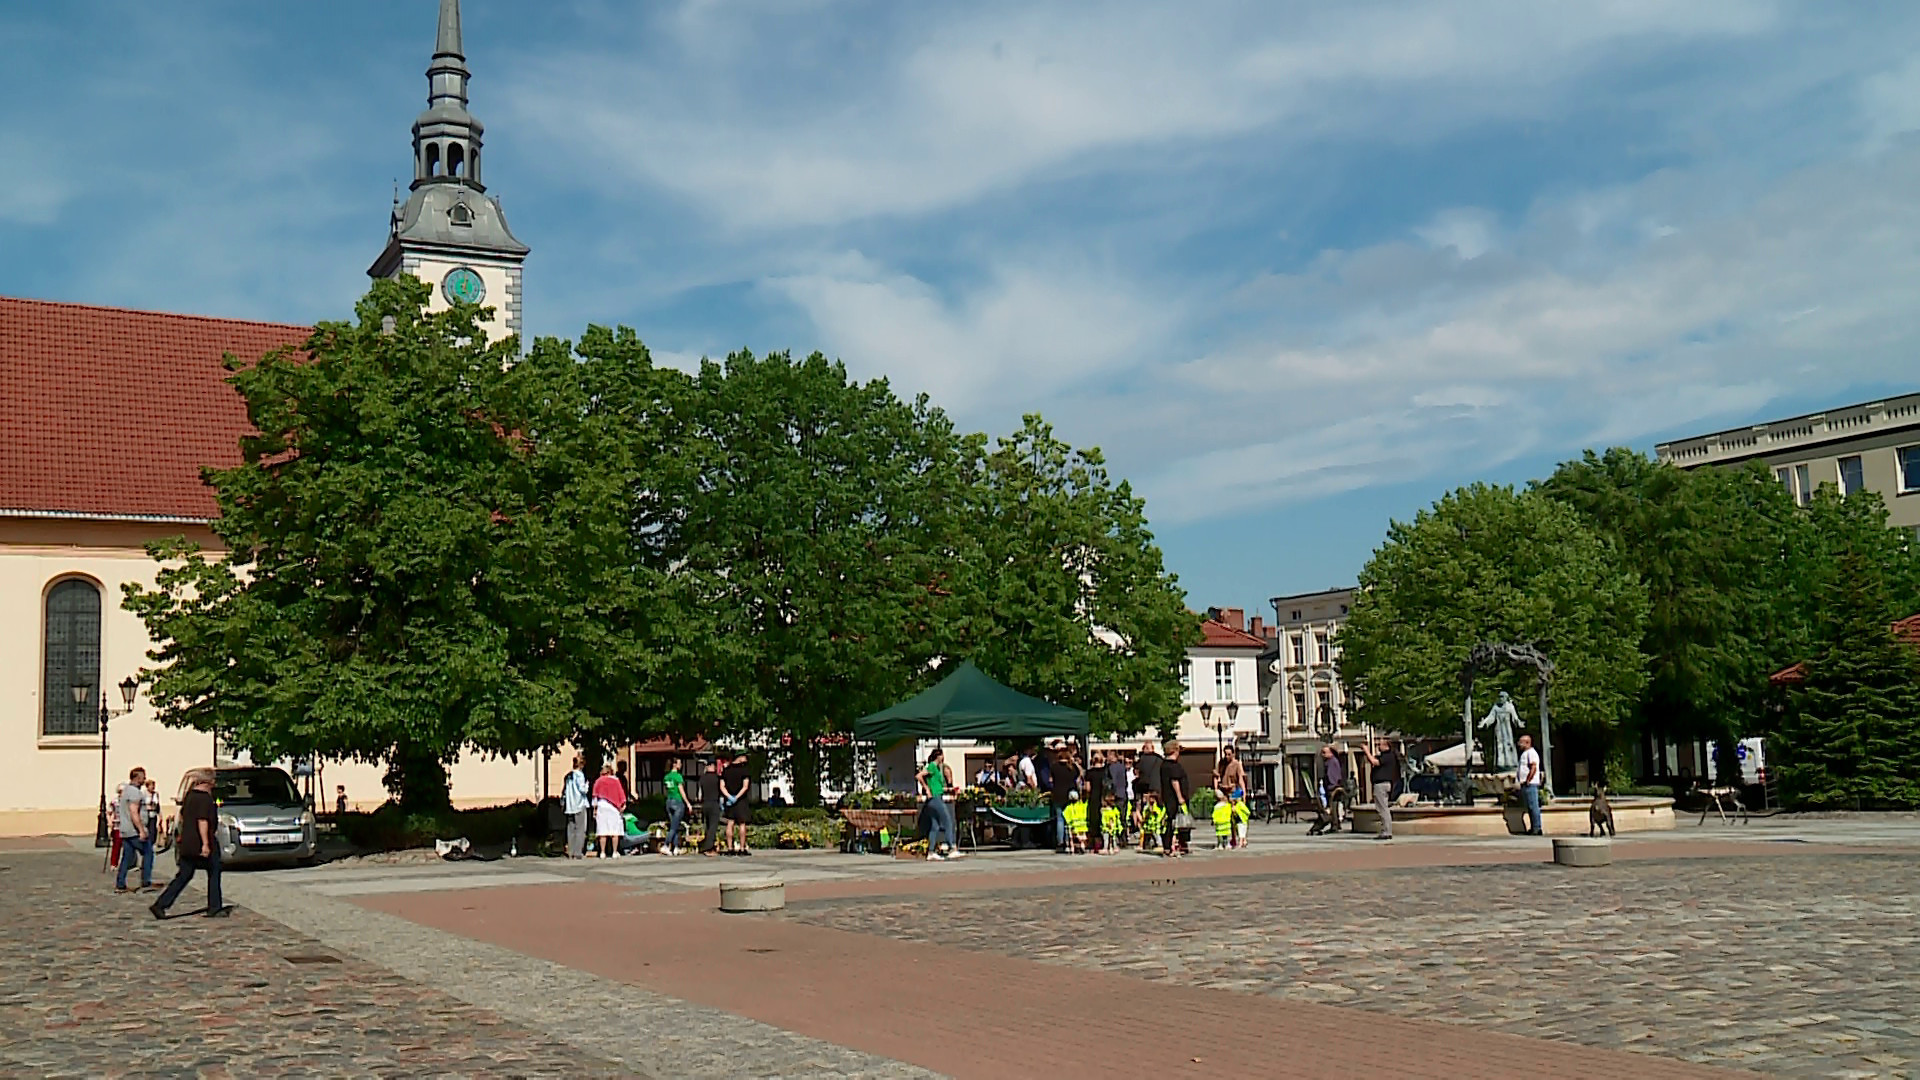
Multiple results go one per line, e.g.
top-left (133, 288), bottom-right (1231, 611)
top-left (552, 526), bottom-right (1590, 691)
top-left (441, 266), bottom-right (486, 306)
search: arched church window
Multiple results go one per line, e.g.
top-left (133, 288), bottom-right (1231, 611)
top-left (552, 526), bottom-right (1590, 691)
top-left (468, 148), bottom-right (478, 180)
top-left (448, 143), bottom-right (465, 177)
top-left (425, 143), bottom-right (441, 177)
top-left (449, 202), bottom-right (473, 227)
top-left (42, 578), bottom-right (102, 736)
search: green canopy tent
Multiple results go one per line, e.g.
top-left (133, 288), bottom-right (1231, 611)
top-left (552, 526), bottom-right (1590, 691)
top-left (854, 661), bottom-right (1089, 745)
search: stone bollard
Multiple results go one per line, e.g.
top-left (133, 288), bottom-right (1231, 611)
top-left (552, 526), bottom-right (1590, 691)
top-left (718, 877), bottom-right (786, 913)
top-left (1552, 837), bottom-right (1611, 867)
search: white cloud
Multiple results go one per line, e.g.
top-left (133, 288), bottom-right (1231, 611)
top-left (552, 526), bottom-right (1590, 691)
top-left (504, 0), bottom-right (1779, 229)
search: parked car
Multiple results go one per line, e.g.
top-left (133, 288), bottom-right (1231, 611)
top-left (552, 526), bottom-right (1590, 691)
top-left (171, 766), bottom-right (317, 867)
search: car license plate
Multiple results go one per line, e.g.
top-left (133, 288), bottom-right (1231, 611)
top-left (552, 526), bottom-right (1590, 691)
top-left (242, 832), bottom-right (302, 845)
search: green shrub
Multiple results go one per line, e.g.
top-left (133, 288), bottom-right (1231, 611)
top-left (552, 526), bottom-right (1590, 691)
top-left (335, 800), bottom-right (541, 852)
top-left (1187, 789), bottom-right (1218, 819)
top-left (751, 806), bottom-right (830, 825)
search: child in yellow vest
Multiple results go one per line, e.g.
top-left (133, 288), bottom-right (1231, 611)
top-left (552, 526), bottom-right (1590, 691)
top-left (1211, 798), bottom-right (1233, 849)
top-left (1138, 794), bottom-right (1164, 852)
top-left (1100, 799), bottom-right (1122, 855)
top-left (1063, 796), bottom-right (1088, 854)
top-left (1230, 794), bottom-right (1251, 849)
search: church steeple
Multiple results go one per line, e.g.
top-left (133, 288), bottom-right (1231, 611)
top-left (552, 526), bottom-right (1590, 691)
top-left (371, 0), bottom-right (528, 346)
top-left (412, 0), bottom-right (484, 191)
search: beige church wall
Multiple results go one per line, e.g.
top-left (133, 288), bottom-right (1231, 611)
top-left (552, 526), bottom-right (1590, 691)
top-left (2, 521), bottom-right (556, 835)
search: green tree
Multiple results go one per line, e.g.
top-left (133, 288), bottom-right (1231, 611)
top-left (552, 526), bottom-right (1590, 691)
top-left (1777, 546), bottom-right (1920, 809)
top-left (652, 350), bottom-right (969, 806)
top-left (124, 279), bottom-right (579, 811)
top-left (1337, 484), bottom-right (1650, 762)
top-left (946, 416), bottom-right (1196, 737)
top-left (1537, 450), bottom-right (1802, 749)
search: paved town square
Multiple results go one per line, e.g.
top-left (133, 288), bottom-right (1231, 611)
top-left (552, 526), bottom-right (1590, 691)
top-left (6, 821), bottom-right (1916, 1078)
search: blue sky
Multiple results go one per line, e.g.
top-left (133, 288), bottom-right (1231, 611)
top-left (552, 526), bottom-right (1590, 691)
top-left (6, 2), bottom-right (1920, 617)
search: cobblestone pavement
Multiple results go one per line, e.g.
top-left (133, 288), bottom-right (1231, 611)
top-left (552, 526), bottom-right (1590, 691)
top-left (0, 850), bottom-right (638, 1079)
top-left (782, 854), bottom-right (1920, 1079)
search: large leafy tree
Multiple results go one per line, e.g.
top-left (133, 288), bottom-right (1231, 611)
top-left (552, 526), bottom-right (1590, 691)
top-left (946, 416), bottom-right (1196, 737)
top-left (1337, 484), bottom-right (1649, 767)
top-left (1776, 546), bottom-right (1920, 809)
top-left (652, 350), bottom-right (969, 806)
top-left (124, 279), bottom-right (581, 811)
top-left (1536, 450), bottom-right (1802, 746)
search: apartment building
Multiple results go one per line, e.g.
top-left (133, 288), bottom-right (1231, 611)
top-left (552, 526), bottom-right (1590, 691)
top-left (1655, 392), bottom-right (1920, 533)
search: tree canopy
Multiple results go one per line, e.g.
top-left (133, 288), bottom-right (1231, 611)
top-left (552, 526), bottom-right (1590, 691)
top-left (126, 283), bottom-right (1193, 809)
top-left (1337, 483), bottom-right (1651, 761)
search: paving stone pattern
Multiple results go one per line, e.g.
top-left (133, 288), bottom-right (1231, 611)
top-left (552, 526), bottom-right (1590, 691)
top-left (783, 854), bottom-right (1920, 1079)
top-left (0, 850), bottom-right (635, 1079)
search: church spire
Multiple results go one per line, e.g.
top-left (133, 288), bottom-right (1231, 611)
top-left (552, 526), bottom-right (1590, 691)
top-left (411, 0), bottom-right (485, 192)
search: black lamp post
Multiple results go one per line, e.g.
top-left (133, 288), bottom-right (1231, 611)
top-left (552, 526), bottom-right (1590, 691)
top-left (78, 677), bottom-right (141, 848)
top-left (1314, 702), bottom-right (1337, 742)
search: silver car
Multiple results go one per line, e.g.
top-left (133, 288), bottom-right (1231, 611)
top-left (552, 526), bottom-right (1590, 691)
top-left (171, 766), bottom-right (318, 866)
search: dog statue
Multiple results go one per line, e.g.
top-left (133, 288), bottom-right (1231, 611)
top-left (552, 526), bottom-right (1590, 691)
top-left (1588, 785), bottom-right (1616, 838)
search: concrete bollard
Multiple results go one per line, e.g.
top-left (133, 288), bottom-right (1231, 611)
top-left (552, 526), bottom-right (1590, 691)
top-left (718, 877), bottom-right (786, 913)
top-left (1552, 837), bottom-right (1612, 867)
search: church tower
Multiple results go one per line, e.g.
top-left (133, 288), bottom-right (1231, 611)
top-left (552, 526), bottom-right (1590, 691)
top-left (369, 0), bottom-right (528, 344)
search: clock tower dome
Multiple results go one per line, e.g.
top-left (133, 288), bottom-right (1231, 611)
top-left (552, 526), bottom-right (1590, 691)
top-left (369, 0), bottom-right (528, 344)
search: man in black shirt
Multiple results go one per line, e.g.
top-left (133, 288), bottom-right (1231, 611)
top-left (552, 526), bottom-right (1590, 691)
top-left (1135, 741), bottom-right (1163, 801)
top-left (1362, 737), bottom-right (1400, 840)
top-left (1160, 742), bottom-right (1190, 858)
top-left (151, 768), bottom-right (227, 919)
top-left (698, 755), bottom-right (727, 856)
top-left (1048, 746), bottom-right (1081, 853)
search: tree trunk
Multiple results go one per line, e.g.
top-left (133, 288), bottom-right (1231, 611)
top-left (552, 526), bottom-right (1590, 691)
top-left (788, 735), bottom-right (823, 808)
top-left (383, 741), bottom-right (451, 814)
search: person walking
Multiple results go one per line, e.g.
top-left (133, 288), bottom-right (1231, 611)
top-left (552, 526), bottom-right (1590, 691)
top-left (591, 762), bottom-right (626, 858)
top-left (721, 752), bottom-right (753, 855)
top-left (114, 767), bottom-right (153, 894)
top-left (699, 754), bottom-right (727, 856)
top-left (918, 748), bottom-right (959, 860)
top-left (334, 784), bottom-right (349, 817)
top-left (663, 757), bottom-right (689, 855)
top-left (562, 755), bottom-right (591, 858)
top-left (1362, 737), bottom-right (1399, 840)
top-left (1517, 733), bottom-right (1544, 835)
top-left (1316, 744), bottom-right (1346, 835)
top-left (1160, 742), bottom-right (1191, 857)
top-left (151, 768), bottom-right (227, 919)
top-left (1048, 744), bottom-right (1081, 854)
top-left (142, 777), bottom-right (164, 870)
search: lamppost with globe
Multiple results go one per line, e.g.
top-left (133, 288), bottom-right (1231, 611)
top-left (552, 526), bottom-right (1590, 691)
top-left (74, 676), bottom-right (140, 848)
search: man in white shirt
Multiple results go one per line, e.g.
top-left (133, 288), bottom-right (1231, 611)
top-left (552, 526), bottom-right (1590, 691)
top-left (561, 755), bottom-right (592, 858)
top-left (113, 767), bottom-right (154, 893)
top-left (1017, 752), bottom-right (1038, 790)
top-left (1516, 733), bottom-right (1544, 836)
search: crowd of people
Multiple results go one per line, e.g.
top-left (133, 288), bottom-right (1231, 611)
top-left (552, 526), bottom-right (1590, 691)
top-left (969, 738), bottom-right (1258, 858)
top-left (559, 751), bottom-right (758, 860)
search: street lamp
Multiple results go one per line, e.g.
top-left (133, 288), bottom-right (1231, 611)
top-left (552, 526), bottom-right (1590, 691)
top-left (77, 677), bottom-right (141, 848)
top-left (1314, 702), bottom-right (1338, 742)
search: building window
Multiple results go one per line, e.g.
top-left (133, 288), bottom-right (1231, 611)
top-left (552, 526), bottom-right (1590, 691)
top-left (1315, 633), bottom-right (1330, 663)
top-left (1214, 660), bottom-right (1234, 701)
top-left (1839, 455), bottom-right (1865, 497)
top-left (42, 578), bottom-right (102, 736)
top-left (1900, 445), bottom-right (1920, 494)
top-left (1316, 687), bottom-right (1334, 726)
top-left (1179, 659), bottom-right (1192, 701)
top-left (1795, 464), bottom-right (1812, 506)
top-left (1339, 604), bottom-right (1348, 614)
top-left (1774, 466), bottom-right (1792, 495)
top-left (1290, 688), bottom-right (1308, 729)
top-left (1290, 635), bottom-right (1304, 665)
top-left (1290, 610), bottom-right (1301, 620)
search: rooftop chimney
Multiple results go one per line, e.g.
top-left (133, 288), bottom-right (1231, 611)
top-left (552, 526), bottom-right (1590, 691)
top-left (1209, 606), bottom-right (1246, 632)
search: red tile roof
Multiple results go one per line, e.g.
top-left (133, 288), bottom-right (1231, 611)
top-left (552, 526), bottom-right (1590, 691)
top-left (1198, 618), bottom-right (1267, 649)
top-left (0, 295), bottom-right (310, 520)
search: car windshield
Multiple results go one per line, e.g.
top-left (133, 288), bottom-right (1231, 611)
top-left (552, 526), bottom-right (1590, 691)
top-left (216, 769), bottom-right (302, 807)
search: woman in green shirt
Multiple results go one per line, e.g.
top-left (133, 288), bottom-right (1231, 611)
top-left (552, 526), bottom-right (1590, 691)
top-left (917, 748), bottom-right (959, 861)
top-left (663, 758), bottom-right (688, 855)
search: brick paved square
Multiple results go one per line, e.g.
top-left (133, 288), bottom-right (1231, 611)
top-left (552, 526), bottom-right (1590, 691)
top-left (782, 853), bottom-right (1919, 1078)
